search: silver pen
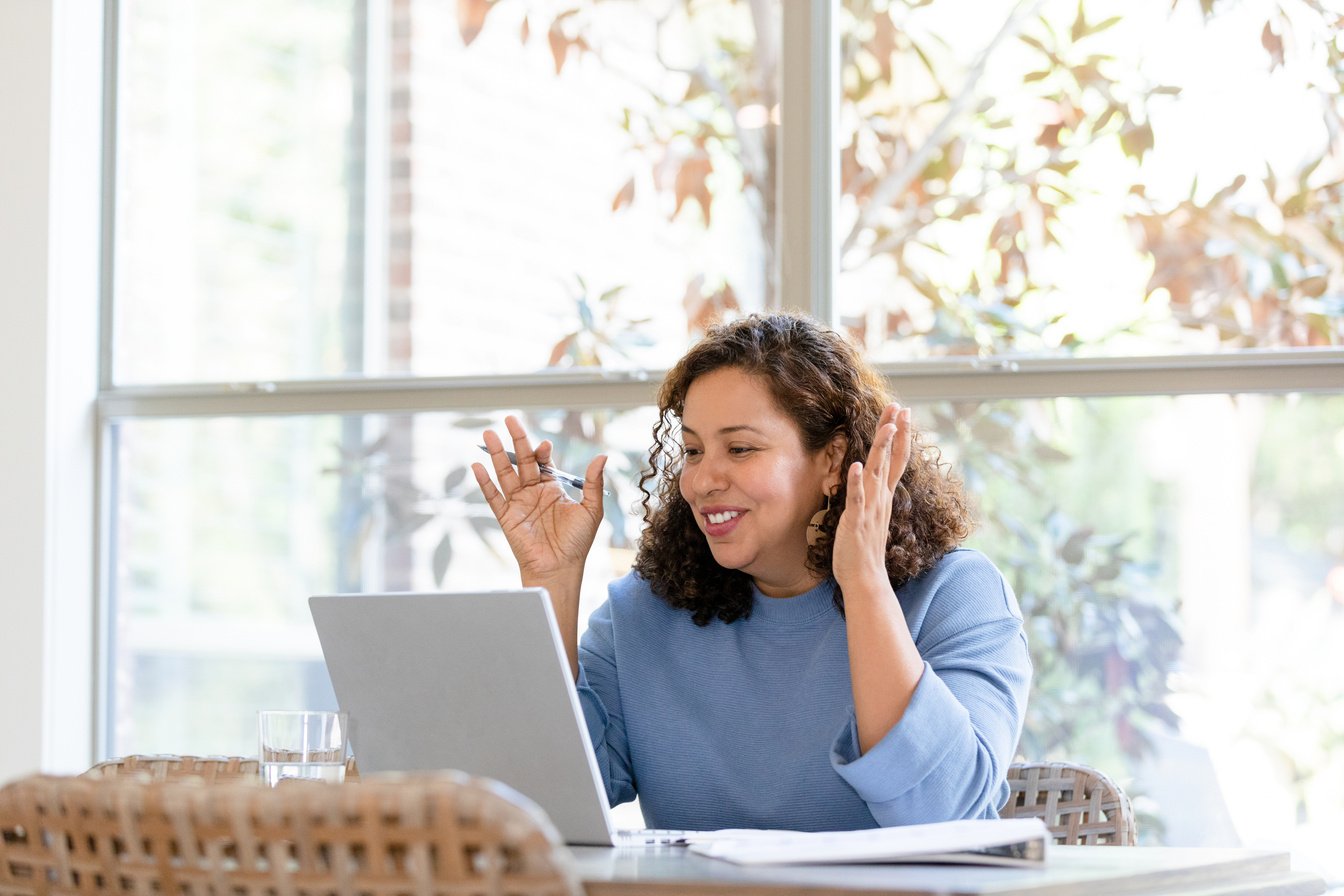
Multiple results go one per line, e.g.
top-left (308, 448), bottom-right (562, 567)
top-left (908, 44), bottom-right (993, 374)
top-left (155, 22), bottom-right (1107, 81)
top-left (478, 445), bottom-right (611, 495)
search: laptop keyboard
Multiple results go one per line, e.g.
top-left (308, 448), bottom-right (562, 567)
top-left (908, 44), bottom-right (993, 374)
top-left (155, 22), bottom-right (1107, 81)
top-left (612, 829), bottom-right (693, 847)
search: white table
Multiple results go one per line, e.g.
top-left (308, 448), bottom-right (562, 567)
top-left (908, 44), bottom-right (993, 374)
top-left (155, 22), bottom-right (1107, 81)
top-left (569, 844), bottom-right (1327, 896)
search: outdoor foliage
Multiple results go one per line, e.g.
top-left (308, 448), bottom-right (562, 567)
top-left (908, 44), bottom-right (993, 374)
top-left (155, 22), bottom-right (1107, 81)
top-left (462, 0), bottom-right (1343, 354)
top-left (373, 0), bottom-right (1343, 787)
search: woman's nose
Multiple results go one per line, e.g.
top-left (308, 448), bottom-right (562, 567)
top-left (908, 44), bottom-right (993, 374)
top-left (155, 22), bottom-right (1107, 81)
top-left (687, 453), bottom-right (728, 494)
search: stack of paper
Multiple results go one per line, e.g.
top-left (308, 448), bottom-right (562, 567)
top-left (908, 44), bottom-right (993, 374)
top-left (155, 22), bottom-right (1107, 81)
top-left (685, 817), bottom-right (1050, 867)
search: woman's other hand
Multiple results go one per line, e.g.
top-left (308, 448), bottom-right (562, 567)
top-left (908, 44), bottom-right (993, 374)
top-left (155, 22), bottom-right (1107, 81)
top-left (472, 415), bottom-right (605, 680)
top-left (832, 403), bottom-right (922, 753)
top-left (831, 403), bottom-right (912, 592)
top-left (471, 415), bottom-right (607, 587)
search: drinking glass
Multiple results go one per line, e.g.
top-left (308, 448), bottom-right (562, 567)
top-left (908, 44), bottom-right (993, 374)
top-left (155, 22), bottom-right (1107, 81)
top-left (257, 710), bottom-right (348, 785)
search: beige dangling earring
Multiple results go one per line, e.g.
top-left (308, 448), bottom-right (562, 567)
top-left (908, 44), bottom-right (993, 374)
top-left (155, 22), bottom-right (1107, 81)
top-left (806, 495), bottom-right (831, 548)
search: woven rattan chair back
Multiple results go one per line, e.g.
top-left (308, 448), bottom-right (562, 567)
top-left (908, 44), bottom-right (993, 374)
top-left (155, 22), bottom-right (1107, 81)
top-left (1000, 760), bottom-right (1136, 845)
top-left (83, 754), bottom-right (361, 783)
top-left (0, 771), bottom-right (581, 896)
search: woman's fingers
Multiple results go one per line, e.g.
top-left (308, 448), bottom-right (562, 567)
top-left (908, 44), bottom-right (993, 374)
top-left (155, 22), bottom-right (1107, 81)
top-left (505, 415), bottom-right (541, 487)
top-left (481, 417), bottom-right (556, 494)
top-left (481, 428), bottom-right (521, 492)
top-left (890, 406), bottom-right (912, 489)
top-left (847, 460), bottom-right (866, 509)
top-left (478, 416), bottom-right (597, 512)
top-left (535, 438), bottom-right (554, 470)
top-left (471, 461), bottom-right (508, 520)
top-left (865, 403), bottom-right (910, 492)
top-left (582, 454), bottom-right (608, 515)
top-left (871, 422), bottom-right (894, 486)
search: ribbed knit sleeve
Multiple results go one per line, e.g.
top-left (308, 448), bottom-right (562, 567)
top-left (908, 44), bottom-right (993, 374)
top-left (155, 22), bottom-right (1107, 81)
top-left (575, 597), bottom-right (637, 807)
top-left (829, 550), bottom-right (1032, 824)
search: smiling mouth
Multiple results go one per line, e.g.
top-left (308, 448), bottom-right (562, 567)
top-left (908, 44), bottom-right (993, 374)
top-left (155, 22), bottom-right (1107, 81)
top-left (706, 510), bottom-right (742, 525)
top-left (703, 510), bottom-right (745, 536)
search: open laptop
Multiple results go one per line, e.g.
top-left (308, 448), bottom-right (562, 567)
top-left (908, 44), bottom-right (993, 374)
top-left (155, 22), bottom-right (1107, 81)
top-left (308, 588), bottom-right (688, 847)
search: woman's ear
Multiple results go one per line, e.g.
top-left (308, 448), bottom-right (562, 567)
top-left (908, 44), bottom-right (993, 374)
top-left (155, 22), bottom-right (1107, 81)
top-left (823, 432), bottom-right (848, 492)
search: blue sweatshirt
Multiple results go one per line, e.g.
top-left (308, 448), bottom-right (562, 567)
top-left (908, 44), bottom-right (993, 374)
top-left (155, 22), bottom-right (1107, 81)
top-left (574, 548), bottom-right (1031, 831)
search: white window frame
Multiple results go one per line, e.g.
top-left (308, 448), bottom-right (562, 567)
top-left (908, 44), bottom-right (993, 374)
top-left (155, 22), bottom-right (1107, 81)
top-left (2, 0), bottom-right (1339, 781)
top-left (0, 0), bottom-right (104, 781)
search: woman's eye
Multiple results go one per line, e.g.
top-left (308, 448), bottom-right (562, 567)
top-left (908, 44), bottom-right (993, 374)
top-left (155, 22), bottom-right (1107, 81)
top-left (729, 446), bottom-right (756, 456)
top-left (682, 447), bottom-right (702, 460)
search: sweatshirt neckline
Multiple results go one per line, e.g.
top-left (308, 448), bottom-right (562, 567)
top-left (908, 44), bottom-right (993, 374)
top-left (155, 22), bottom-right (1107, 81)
top-left (749, 578), bottom-right (838, 624)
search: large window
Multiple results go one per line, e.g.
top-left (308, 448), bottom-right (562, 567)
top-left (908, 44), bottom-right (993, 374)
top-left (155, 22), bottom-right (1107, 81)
top-left (103, 0), bottom-right (1342, 882)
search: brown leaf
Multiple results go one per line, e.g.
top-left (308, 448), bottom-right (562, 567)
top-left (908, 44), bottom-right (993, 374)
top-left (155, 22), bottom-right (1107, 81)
top-left (458, 0), bottom-right (492, 48)
top-left (673, 156), bottom-right (714, 225)
top-left (549, 26), bottom-right (568, 74)
top-left (612, 177), bottom-right (635, 212)
top-left (886, 309), bottom-right (913, 337)
top-left (547, 333), bottom-right (576, 367)
top-left (681, 274), bottom-right (706, 317)
top-left (1119, 121), bottom-right (1154, 160)
top-left (841, 315), bottom-right (867, 347)
top-left (841, 142), bottom-right (866, 196)
top-left (686, 282), bottom-right (739, 335)
top-left (1298, 274), bottom-right (1328, 298)
top-left (1261, 21), bottom-right (1285, 69)
top-left (870, 10), bottom-right (899, 83)
top-left (1250, 292), bottom-right (1274, 329)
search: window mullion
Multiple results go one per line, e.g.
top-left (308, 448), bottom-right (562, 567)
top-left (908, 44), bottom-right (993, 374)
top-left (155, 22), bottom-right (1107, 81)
top-left (95, 349), bottom-right (1344, 420)
top-left (779, 0), bottom-right (838, 320)
top-left (98, 0), bottom-right (119, 392)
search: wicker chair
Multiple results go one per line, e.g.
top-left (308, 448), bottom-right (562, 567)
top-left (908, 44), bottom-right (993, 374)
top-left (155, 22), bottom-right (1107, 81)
top-left (0, 770), bottom-right (581, 896)
top-left (1000, 760), bottom-right (1137, 845)
top-left (83, 753), bottom-right (361, 782)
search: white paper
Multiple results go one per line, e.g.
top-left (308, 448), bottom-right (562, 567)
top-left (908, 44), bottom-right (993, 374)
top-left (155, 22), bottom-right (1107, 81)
top-left (686, 817), bottom-right (1050, 866)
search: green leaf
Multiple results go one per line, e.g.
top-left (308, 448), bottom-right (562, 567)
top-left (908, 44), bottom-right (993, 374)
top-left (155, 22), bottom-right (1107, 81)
top-left (1095, 560), bottom-right (1122, 581)
top-left (1119, 122), bottom-right (1154, 160)
top-left (1207, 173), bottom-right (1247, 206)
top-left (1270, 259), bottom-right (1291, 290)
top-left (907, 36), bottom-right (940, 81)
top-left (431, 532), bottom-right (453, 586)
top-left (392, 511), bottom-right (436, 537)
top-left (1093, 104), bottom-right (1121, 133)
top-left (468, 513), bottom-right (503, 543)
top-left (1297, 154), bottom-right (1323, 190)
top-left (1091, 15), bottom-right (1123, 34)
top-left (361, 433), bottom-right (389, 458)
top-left (442, 467), bottom-right (468, 495)
top-left (1060, 527), bottom-right (1094, 564)
top-left (1018, 33), bottom-right (1051, 56)
top-left (1033, 443), bottom-right (1073, 463)
top-left (1045, 159), bottom-right (1081, 176)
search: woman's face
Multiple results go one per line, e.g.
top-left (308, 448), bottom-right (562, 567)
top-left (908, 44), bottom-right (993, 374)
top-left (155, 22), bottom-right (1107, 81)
top-left (677, 366), bottom-right (839, 598)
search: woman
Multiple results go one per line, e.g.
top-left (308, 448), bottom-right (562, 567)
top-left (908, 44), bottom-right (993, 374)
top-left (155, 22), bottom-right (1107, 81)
top-left (472, 312), bottom-right (1030, 832)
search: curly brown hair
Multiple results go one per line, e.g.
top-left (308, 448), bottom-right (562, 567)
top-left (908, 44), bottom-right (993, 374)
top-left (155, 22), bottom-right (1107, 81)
top-left (633, 312), bottom-right (974, 625)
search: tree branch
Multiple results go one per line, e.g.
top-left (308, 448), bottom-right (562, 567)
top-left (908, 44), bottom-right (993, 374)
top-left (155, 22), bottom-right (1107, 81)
top-left (841, 0), bottom-right (1050, 257)
top-left (850, 143), bottom-right (1070, 265)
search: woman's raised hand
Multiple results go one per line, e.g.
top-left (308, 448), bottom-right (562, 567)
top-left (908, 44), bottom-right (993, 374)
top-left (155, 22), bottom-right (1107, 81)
top-left (471, 415), bottom-right (607, 588)
top-left (831, 403), bottom-right (912, 592)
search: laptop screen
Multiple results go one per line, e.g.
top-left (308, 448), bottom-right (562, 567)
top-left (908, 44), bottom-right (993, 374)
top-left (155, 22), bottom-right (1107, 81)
top-left (309, 589), bottom-right (620, 845)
